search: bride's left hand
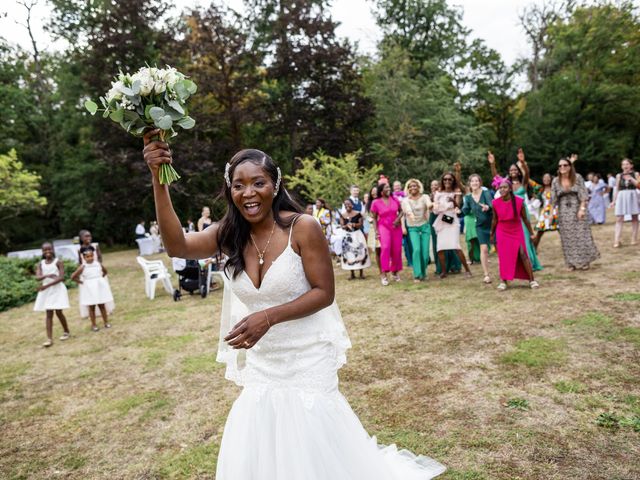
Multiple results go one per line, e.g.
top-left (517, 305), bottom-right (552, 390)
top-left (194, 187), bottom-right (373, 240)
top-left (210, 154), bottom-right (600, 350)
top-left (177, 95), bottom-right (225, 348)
top-left (225, 311), bottom-right (271, 349)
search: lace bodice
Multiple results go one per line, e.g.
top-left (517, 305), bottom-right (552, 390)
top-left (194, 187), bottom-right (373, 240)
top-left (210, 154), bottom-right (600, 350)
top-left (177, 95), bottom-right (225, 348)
top-left (217, 219), bottom-right (351, 389)
top-left (230, 244), bottom-right (310, 311)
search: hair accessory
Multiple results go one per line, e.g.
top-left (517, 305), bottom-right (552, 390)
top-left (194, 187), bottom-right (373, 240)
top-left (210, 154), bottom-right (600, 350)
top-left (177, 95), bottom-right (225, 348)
top-left (224, 162), bottom-right (232, 188)
top-left (274, 167), bottom-right (282, 196)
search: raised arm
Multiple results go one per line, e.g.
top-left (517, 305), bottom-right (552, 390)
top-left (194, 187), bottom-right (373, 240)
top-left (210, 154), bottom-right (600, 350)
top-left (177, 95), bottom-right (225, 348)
top-left (143, 129), bottom-right (219, 259)
top-left (517, 148), bottom-right (530, 186)
top-left (488, 151), bottom-right (499, 178)
top-left (225, 215), bottom-right (336, 349)
top-left (454, 162), bottom-right (466, 191)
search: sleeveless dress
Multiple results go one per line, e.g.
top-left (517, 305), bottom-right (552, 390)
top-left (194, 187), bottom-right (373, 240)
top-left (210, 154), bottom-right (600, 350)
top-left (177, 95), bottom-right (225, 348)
top-left (215, 221), bottom-right (446, 480)
top-left (33, 258), bottom-right (70, 311)
top-left (492, 196), bottom-right (530, 281)
top-left (513, 185), bottom-right (542, 271)
top-left (614, 171), bottom-right (640, 216)
top-left (78, 261), bottom-right (115, 317)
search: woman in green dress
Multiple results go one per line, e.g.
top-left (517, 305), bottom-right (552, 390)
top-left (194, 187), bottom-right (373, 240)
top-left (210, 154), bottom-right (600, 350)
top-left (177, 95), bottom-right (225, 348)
top-left (488, 149), bottom-right (542, 271)
top-left (462, 174), bottom-right (494, 283)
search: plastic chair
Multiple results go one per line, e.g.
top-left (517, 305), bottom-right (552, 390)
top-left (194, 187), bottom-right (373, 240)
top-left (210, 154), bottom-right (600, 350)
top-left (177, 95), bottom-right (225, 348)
top-left (136, 256), bottom-right (174, 300)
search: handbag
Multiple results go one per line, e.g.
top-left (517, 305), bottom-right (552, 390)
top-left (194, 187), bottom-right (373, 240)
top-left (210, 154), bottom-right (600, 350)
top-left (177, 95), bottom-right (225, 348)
top-left (441, 214), bottom-right (454, 224)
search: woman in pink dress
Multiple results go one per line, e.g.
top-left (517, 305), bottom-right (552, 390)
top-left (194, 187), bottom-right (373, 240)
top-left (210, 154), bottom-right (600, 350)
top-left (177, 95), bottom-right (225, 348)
top-left (490, 178), bottom-right (540, 291)
top-left (370, 182), bottom-right (403, 286)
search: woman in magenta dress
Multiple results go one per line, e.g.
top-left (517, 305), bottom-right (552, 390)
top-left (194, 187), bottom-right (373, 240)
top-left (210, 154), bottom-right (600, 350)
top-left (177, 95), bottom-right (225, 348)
top-left (370, 182), bottom-right (403, 286)
top-left (490, 178), bottom-right (540, 291)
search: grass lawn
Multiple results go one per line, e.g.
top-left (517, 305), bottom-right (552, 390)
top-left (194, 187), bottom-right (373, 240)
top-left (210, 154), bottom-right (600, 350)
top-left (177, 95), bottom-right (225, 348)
top-left (1, 217), bottom-right (639, 479)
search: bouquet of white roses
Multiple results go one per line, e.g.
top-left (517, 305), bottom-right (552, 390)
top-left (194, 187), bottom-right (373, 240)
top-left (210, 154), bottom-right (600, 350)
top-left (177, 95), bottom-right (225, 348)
top-left (84, 66), bottom-right (197, 184)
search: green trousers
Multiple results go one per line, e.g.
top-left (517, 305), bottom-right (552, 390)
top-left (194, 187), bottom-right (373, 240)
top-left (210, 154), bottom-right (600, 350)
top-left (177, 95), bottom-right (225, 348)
top-left (407, 223), bottom-right (431, 279)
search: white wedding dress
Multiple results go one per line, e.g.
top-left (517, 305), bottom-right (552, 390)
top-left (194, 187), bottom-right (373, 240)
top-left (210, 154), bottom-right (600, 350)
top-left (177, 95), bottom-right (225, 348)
top-left (215, 221), bottom-right (446, 479)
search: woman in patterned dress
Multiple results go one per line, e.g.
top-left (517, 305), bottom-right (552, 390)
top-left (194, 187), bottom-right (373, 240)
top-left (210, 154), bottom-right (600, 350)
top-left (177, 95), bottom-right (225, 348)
top-left (551, 158), bottom-right (600, 270)
top-left (533, 173), bottom-right (558, 248)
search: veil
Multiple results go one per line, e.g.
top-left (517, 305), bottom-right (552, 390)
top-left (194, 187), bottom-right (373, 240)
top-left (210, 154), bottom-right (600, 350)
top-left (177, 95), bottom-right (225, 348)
top-left (216, 271), bottom-right (250, 385)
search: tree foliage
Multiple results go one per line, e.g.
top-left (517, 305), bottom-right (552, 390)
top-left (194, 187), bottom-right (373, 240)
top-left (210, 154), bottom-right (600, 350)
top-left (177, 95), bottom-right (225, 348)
top-left (0, 149), bottom-right (47, 218)
top-left (285, 151), bottom-right (381, 210)
top-left (0, 0), bottom-right (638, 251)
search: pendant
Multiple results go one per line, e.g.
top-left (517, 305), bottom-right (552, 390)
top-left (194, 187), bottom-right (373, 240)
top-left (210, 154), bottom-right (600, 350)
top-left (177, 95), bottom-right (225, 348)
top-left (259, 258), bottom-right (264, 265)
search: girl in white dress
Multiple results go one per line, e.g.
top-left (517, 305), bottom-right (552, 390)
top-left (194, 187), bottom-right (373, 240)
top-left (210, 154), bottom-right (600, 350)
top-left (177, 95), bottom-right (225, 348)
top-left (143, 130), bottom-right (446, 480)
top-left (71, 246), bottom-right (114, 331)
top-left (34, 242), bottom-right (71, 347)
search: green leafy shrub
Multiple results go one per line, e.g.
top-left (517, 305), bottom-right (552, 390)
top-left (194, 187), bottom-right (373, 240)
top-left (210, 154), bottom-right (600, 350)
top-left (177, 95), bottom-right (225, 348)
top-left (0, 256), bottom-right (76, 312)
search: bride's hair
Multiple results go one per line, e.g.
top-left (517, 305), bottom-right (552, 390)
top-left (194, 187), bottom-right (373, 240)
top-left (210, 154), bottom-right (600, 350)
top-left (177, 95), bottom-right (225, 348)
top-left (217, 149), bottom-right (302, 279)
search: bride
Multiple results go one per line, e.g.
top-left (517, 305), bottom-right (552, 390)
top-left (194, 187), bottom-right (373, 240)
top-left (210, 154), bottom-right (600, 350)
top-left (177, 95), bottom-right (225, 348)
top-left (143, 130), bottom-right (445, 479)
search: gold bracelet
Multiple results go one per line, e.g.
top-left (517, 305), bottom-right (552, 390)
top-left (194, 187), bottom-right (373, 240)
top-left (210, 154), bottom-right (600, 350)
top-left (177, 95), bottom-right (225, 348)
top-left (264, 310), bottom-right (272, 328)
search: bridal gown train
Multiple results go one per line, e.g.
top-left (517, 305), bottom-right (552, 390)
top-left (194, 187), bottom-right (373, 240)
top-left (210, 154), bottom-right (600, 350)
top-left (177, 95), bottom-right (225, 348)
top-left (215, 222), bottom-right (446, 479)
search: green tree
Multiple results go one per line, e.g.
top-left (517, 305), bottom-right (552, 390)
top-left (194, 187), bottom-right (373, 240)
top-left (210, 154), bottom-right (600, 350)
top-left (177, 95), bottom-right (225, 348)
top-left (363, 46), bottom-right (486, 182)
top-left (0, 149), bottom-right (47, 249)
top-left (515, 2), bottom-right (640, 175)
top-left (285, 150), bottom-right (381, 211)
top-left (245, 0), bottom-right (372, 165)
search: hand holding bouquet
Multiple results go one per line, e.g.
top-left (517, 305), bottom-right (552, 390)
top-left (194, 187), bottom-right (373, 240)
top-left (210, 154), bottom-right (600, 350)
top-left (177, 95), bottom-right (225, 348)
top-left (84, 66), bottom-right (197, 184)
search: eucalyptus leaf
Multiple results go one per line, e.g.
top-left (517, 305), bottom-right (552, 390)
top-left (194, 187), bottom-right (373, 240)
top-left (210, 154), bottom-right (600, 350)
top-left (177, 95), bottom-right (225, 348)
top-left (175, 82), bottom-right (188, 100)
top-left (156, 115), bottom-right (173, 130)
top-left (177, 116), bottom-right (195, 129)
top-left (124, 110), bottom-right (141, 122)
top-left (134, 126), bottom-right (147, 135)
top-left (149, 106), bottom-right (165, 121)
top-left (120, 86), bottom-right (134, 96)
top-left (183, 79), bottom-right (197, 94)
top-left (84, 100), bottom-right (98, 115)
top-left (165, 107), bottom-right (183, 121)
top-left (109, 108), bottom-right (124, 122)
top-left (131, 80), bottom-right (141, 95)
top-left (102, 108), bottom-right (110, 118)
top-left (167, 99), bottom-right (185, 115)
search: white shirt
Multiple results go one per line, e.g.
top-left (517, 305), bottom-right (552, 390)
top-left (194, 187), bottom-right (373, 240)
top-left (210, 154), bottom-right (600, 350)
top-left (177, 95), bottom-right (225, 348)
top-left (135, 224), bottom-right (146, 235)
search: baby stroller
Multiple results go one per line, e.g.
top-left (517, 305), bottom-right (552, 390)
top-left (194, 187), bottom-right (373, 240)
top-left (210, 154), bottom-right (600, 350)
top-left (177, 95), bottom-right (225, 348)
top-left (171, 258), bottom-right (211, 301)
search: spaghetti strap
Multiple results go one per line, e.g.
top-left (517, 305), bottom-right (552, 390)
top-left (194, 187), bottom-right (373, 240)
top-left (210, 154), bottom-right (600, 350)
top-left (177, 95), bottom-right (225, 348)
top-left (288, 215), bottom-right (299, 245)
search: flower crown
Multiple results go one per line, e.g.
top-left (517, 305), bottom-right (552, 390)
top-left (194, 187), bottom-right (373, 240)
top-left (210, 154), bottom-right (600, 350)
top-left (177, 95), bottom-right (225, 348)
top-left (224, 162), bottom-right (281, 196)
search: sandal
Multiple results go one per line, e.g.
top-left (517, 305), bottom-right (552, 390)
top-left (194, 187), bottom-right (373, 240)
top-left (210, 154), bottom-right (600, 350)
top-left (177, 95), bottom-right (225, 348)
top-left (91, 326), bottom-right (100, 332)
top-left (464, 272), bottom-right (472, 278)
top-left (497, 282), bottom-right (507, 291)
top-left (483, 275), bottom-right (492, 284)
top-left (59, 332), bottom-right (70, 341)
top-left (613, 243), bottom-right (620, 248)
top-left (42, 339), bottom-right (53, 348)
top-left (530, 280), bottom-right (540, 289)
top-left (392, 274), bottom-right (401, 282)
top-left (104, 323), bottom-right (112, 329)
top-left (381, 276), bottom-right (389, 286)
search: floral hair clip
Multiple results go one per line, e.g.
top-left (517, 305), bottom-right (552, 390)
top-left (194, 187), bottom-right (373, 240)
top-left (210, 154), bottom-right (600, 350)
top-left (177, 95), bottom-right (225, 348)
top-left (274, 167), bottom-right (282, 196)
top-left (224, 162), bottom-right (231, 188)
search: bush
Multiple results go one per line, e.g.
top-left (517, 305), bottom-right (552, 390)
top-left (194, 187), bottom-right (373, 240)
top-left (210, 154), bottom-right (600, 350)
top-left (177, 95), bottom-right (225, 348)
top-left (0, 256), bottom-right (77, 312)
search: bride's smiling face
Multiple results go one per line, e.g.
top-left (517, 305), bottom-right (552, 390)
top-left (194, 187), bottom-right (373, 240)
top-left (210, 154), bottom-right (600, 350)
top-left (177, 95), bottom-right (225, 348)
top-left (230, 162), bottom-right (276, 223)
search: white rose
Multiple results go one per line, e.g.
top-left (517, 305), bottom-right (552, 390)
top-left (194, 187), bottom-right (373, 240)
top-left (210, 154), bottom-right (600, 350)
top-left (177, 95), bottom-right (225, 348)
top-left (106, 80), bottom-right (125, 101)
top-left (154, 80), bottom-right (167, 94)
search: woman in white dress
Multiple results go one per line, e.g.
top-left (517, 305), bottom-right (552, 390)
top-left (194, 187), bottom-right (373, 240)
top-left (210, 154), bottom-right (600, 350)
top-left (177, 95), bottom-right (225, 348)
top-left (34, 242), bottom-right (71, 347)
top-left (432, 172), bottom-right (472, 279)
top-left (612, 158), bottom-right (639, 247)
top-left (71, 246), bottom-right (115, 331)
top-left (142, 130), bottom-right (446, 480)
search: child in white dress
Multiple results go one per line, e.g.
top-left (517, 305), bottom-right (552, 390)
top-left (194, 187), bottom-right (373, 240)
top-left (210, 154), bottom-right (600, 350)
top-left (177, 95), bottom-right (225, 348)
top-left (34, 242), bottom-right (71, 347)
top-left (71, 246), bottom-right (115, 331)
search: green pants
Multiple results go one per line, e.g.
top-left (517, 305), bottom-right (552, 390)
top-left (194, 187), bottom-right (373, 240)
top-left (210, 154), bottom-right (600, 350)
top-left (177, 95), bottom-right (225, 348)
top-left (407, 223), bottom-right (431, 279)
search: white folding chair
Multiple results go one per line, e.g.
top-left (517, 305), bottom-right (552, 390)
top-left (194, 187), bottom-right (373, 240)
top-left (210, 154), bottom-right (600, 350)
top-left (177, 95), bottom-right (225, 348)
top-left (136, 256), bottom-right (174, 300)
